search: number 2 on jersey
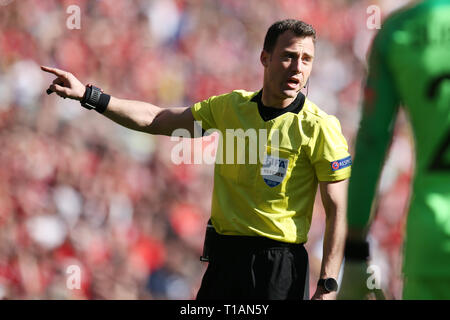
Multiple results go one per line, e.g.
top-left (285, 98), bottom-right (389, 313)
top-left (429, 130), bottom-right (450, 171)
top-left (428, 74), bottom-right (450, 171)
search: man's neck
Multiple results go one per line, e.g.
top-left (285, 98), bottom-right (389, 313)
top-left (261, 89), bottom-right (296, 109)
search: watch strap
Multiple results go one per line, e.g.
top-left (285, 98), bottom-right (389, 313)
top-left (317, 278), bottom-right (338, 293)
top-left (81, 85), bottom-right (110, 113)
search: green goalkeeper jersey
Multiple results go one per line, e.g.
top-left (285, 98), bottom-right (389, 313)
top-left (348, 0), bottom-right (450, 277)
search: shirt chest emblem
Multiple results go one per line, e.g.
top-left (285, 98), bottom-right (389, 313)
top-left (260, 154), bottom-right (289, 187)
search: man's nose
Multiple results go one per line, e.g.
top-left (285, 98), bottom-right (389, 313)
top-left (291, 58), bottom-right (303, 74)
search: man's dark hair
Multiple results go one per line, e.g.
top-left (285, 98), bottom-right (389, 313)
top-left (263, 19), bottom-right (316, 53)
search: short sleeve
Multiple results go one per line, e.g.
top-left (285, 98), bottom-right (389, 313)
top-left (191, 96), bottom-right (217, 131)
top-left (309, 116), bottom-right (352, 181)
top-left (190, 93), bottom-right (232, 131)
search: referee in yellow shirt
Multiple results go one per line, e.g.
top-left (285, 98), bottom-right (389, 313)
top-left (42, 19), bottom-right (351, 300)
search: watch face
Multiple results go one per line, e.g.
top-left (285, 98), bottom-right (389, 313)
top-left (324, 278), bottom-right (338, 292)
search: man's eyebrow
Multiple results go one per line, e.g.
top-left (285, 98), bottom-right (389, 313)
top-left (282, 50), bottom-right (314, 58)
top-left (283, 49), bottom-right (299, 55)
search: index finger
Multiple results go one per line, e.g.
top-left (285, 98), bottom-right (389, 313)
top-left (40, 66), bottom-right (67, 77)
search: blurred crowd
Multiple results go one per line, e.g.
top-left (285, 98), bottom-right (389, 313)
top-left (0, 0), bottom-right (412, 299)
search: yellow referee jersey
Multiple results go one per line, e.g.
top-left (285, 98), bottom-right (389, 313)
top-left (191, 90), bottom-right (351, 244)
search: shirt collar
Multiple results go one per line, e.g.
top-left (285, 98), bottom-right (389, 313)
top-left (251, 90), bottom-right (305, 122)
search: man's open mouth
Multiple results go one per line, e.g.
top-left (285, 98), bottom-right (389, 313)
top-left (287, 77), bottom-right (300, 88)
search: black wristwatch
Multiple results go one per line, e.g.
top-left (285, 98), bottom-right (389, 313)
top-left (80, 85), bottom-right (110, 113)
top-left (317, 278), bottom-right (338, 293)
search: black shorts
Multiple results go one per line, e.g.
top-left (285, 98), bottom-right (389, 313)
top-left (196, 232), bottom-right (309, 300)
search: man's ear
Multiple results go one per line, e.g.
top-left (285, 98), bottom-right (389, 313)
top-left (260, 50), bottom-right (269, 67)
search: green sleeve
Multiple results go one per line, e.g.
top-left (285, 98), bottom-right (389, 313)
top-left (347, 26), bottom-right (401, 229)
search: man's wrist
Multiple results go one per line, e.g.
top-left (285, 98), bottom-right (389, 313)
top-left (77, 86), bottom-right (87, 101)
top-left (317, 278), bottom-right (339, 293)
top-left (80, 84), bottom-right (110, 113)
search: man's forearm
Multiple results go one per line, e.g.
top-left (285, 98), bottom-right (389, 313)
top-left (318, 180), bottom-right (349, 280)
top-left (40, 67), bottom-right (194, 136)
top-left (320, 211), bottom-right (347, 279)
top-left (102, 96), bottom-right (162, 134)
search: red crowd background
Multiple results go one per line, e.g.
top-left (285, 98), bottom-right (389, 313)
top-left (0, 0), bottom-right (412, 299)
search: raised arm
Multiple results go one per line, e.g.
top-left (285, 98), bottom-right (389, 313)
top-left (41, 66), bottom-right (196, 136)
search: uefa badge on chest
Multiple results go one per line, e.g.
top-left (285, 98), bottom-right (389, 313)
top-left (260, 154), bottom-right (289, 187)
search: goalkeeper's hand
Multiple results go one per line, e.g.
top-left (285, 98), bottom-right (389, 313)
top-left (337, 260), bottom-right (386, 300)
